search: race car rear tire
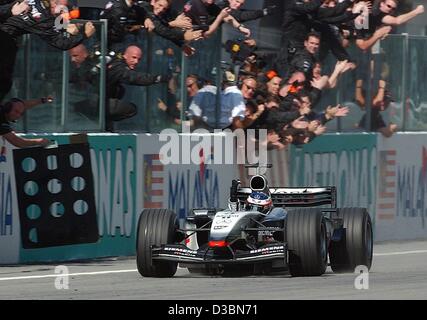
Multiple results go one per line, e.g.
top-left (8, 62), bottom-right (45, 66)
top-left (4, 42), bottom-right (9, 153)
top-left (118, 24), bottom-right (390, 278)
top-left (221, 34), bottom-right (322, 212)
top-left (136, 209), bottom-right (178, 277)
top-left (329, 208), bottom-right (373, 273)
top-left (286, 209), bottom-right (328, 277)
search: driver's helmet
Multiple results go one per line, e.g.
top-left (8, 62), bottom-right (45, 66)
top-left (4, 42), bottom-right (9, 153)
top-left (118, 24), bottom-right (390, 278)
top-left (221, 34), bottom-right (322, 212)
top-left (246, 191), bottom-right (272, 214)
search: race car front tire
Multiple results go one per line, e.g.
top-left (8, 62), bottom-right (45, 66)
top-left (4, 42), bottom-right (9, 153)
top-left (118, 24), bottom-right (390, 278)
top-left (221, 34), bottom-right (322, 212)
top-left (136, 209), bottom-right (178, 277)
top-left (286, 208), bottom-right (328, 277)
top-left (329, 208), bottom-right (373, 273)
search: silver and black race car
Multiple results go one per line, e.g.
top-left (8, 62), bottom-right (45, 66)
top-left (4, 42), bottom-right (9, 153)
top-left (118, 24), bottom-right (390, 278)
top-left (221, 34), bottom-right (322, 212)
top-left (136, 165), bottom-right (373, 277)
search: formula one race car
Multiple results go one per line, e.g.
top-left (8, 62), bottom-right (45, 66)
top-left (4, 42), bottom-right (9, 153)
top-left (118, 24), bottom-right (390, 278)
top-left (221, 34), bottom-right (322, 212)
top-left (136, 165), bottom-right (373, 277)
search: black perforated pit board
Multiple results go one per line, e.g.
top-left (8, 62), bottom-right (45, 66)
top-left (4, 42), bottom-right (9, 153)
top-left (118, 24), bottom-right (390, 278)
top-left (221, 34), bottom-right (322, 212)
top-left (13, 143), bottom-right (99, 249)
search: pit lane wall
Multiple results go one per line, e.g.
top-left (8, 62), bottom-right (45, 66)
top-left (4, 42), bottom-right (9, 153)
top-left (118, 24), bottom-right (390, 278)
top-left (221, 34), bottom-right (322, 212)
top-left (1, 132), bottom-right (426, 264)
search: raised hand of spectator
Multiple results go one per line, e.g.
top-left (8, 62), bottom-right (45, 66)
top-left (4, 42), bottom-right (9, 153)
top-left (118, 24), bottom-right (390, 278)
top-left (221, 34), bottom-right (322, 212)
top-left (12, 0), bottom-right (29, 16)
top-left (250, 104), bottom-right (265, 120)
top-left (219, 7), bottom-right (231, 20)
top-left (267, 131), bottom-right (280, 144)
top-left (389, 123), bottom-right (398, 133)
top-left (67, 23), bottom-right (80, 35)
top-left (325, 105), bottom-right (338, 119)
top-left (238, 25), bottom-right (251, 38)
top-left (415, 5), bottom-right (424, 15)
top-left (267, 131), bottom-right (287, 150)
top-left (144, 18), bottom-right (155, 32)
top-left (184, 30), bottom-right (203, 41)
top-left (269, 141), bottom-right (287, 150)
top-left (84, 22), bottom-right (96, 38)
top-left (169, 13), bottom-right (192, 29)
top-left (314, 125), bottom-right (327, 136)
top-left (182, 45), bottom-right (196, 57)
top-left (334, 105), bottom-right (350, 117)
top-left (353, 1), bottom-right (372, 14)
top-left (326, 104), bottom-right (350, 119)
top-left (311, 75), bottom-right (329, 90)
top-left (292, 116), bottom-right (309, 129)
top-left (244, 39), bottom-right (257, 47)
top-left (342, 61), bottom-right (356, 73)
top-left (375, 25), bottom-right (392, 40)
top-left (335, 60), bottom-right (348, 73)
top-left (308, 120), bottom-right (320, 133)
top-left (157, 99), bottom-right (167, 111)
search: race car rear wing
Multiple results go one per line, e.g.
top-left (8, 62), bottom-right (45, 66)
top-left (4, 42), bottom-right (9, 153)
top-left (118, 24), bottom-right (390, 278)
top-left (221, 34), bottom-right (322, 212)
top-left (237, 186), bottom-right (337, 208)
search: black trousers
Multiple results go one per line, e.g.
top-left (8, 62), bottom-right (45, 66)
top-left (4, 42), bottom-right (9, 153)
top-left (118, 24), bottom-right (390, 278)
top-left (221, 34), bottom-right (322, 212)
top-left (105, 98), bottom-right (138, 132)
top-left (315, 24), bottom-right (350, 62)
top-left (274, 38), bottom-right (304, 79)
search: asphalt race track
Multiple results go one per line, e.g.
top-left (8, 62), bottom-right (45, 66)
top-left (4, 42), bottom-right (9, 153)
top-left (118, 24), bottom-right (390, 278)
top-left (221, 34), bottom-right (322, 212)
top-left (1, 240), bottom-right (427, 300)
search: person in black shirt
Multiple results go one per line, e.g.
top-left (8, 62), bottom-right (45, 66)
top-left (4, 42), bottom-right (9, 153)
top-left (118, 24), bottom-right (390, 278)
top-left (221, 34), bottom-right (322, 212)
top-left (107, 45), bottom-right (169, 99)
top-left (313, 0), bottom-right (361, 62)
top-left (224, 0), bottom-right (277, 23)
top-left (0, 97), bottom-right (52, 147)
top-left (285, 32), bottom-right (321, 84)
top-left (106, 44), bottom-right (170, 130)
top-left (148, 0), bottom-right (203, 53)
top-left (100, 0), bottom-right (151, 49)
top-left (183, 0), bottom-right (246, 38)
top-left (355, 0), bottom-right (424, 51)
top-left (0, 0), bottom-right (96, 100)
top-left (275, 0), bottom-right (325, 77)
top-left (353, 1), bottom-right (423, 109)
top-left (68, 44), bottom-right (101, 120)
top-left (0, 0), bottom-right (29, 21)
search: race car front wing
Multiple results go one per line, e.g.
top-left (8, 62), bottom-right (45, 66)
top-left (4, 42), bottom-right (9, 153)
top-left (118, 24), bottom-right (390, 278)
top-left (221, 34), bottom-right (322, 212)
top-left (151, 243), bottom-right (288, 265)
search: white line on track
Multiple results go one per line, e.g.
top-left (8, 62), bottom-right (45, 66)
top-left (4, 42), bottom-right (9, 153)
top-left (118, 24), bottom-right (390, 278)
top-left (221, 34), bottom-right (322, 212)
top-left (1, 249), bottom-right (427, 282)
top-left (0, 269), bottom-right (137, 281)
top-left (374, 249), bottom-right (427, 257)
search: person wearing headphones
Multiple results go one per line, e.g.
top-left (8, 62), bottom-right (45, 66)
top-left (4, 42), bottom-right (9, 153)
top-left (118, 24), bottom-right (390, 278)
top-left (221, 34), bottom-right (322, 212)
top-left (0, 97), bottom-right (53, 148)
